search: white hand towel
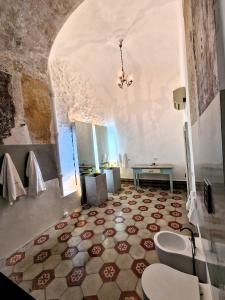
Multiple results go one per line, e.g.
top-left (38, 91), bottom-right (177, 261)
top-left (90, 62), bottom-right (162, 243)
top-left (186, 191), bottom-right (198, 225)
top-left (0, 153), bottom-right (26, 205)
top-left (103, 153), bottom-right (108, 163)
top-left (118, 154), bottom-right (122, 167)
top-left (26, 151), bottom-right (46, 197)
top-left (122, 153), bottom-right (129, 168)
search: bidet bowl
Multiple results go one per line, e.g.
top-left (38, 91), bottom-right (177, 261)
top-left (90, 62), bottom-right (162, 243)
top-left (156, 231), bottom-right (187, 251)
top-left (154, 231), bottom-right (207, 283)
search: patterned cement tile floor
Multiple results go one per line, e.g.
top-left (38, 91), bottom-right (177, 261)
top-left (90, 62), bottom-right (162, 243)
top-left (0, 183), bottom-right (190, 300)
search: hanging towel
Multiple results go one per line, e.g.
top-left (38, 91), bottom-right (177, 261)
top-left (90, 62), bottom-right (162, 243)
top-left (118, 154), bottom-right (122, 167)
top-left (103, 153), bottom-right (108, 163)
top-left (122, 153), bottom-right (129, 168)
top-left (0, 153), bottom-right (26, 205)
top-left (186, 191), bottom-right (198, 225)
top-left (26, 151), bottom-right (46, 197)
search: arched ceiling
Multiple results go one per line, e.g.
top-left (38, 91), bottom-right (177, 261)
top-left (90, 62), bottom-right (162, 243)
top-left (49, 0), bottom-right (186, 179)
top-left (50, 0), bottom-right (180, 97)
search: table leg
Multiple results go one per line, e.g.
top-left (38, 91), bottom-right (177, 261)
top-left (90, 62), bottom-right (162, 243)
top-left (137, 173), bottom-right (140, 188)
top-left (169, 173), bottom-right (173, 193)
top-left (133, 170), bottom-right (137, 189)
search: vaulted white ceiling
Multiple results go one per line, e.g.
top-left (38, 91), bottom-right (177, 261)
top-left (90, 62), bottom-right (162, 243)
top-left (49, 0), bottom-right (186, 180)
top-left (50, 0), bottom-right (181, 104)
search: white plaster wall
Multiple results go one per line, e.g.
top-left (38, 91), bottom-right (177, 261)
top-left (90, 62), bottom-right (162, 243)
top-left (49, 0), bottom-right (186, 180)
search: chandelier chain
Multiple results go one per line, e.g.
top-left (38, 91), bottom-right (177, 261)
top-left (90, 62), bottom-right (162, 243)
top-left (117, 39), bottom-right (133, 88)
top-left (120, 41), bottom-right (124, 73)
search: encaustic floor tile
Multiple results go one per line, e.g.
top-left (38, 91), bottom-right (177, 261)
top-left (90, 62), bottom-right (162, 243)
top-left (1, 184), bottom-right (190, 299)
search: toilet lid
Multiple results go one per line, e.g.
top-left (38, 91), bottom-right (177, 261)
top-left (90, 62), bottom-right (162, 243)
top-left (142, 264), bottom-right (200, 300)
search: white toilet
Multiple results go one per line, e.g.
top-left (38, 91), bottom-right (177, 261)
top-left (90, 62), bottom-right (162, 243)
top-left (141, 263), bottom-right (216, 300)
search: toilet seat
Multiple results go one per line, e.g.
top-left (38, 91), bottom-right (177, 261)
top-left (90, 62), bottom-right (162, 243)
top-left (142, 263), bottom-right (200, 300)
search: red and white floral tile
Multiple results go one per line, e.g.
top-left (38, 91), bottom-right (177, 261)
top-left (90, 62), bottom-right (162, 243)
top-left (131, 259), bottom-right (149, 278)
top-left (95, 218), bottom-right (106, 226)
top-left (66, 266), bottom-right (86, 286)
top-left (103, 228), bottom-right (116, 238)
top-left (34, 234), bottom-right (49, 246)
top-left (122, 207), bottom-right (132, 213)
top-left (88, 244), bottom-right (105, 257)
top-left (132, 214), bottom-right (144, 222)
top-left (34, 250), bottom-right (51, 264)
top-left (32, 269), bottom-right (55, 290)
top-left (170, 210), bottom-right (182, 217)
top-left (1, 184), bottom-right (191, 299)
top-left (146, 223), bottom-right (160, 232)
top-left (120, 291), bottom-right (141, 300)
top-left (115, 241), bottom-right (131, 254)
top-left (55, 222), bottom-right (68, 230)
top-left (151, 212), bottom-right (163, 219)
top-left (104, 209), bottom-right (115, 215)
top-left (168, 221), bottom-right (182, 230)
top-left (125, 226), bottom-right (138, 235)
top-left (9, 272), bottom-right (23, 284)
top-left (88, 210), bottom-right (98, 217)
top-left (171, 202), bottom-right (182, 208)
top-left (70, 211), bottom-right (81, 219)
top-left (81, 230), bottom-right (94, 240)
top-left (6, 252), bottom-right (25, 267)
top-left (99, 263), bottom-right (120, 282)
top-left (140, 238), bottom-right (155, 251)
top-left (58, 232), bottom-right (72, 243)
top-left (61, 246), bottom-right (78, 260)
top-left (75, 220), bottom-right (87, 227)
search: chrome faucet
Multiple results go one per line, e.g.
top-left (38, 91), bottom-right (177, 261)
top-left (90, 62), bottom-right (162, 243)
top-left (180, 227), bottom-right (196, 250)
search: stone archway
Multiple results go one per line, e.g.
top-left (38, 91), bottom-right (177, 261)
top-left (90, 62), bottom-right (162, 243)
top-left (0, 0), bottom-right (84, 144)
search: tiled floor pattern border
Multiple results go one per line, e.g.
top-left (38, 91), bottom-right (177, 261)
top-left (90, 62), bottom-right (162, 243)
top-left (0, 184), bottom-right (190, 300)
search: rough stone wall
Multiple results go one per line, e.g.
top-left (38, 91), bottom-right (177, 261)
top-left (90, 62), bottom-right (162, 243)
top-left (21, 74), bottom-right (52, 143)
top-left (0, 0), bottom-right (84, 144)
top-left (49, 59), bottom-right (105, 125)
top-left (183, 0), bottom-right (219, 124)
top-left (0, 71), bottom-right (15, 143)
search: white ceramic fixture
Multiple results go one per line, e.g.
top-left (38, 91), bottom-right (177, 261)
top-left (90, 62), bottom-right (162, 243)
top-left (142, 263), bottom-right (221, 300)
top-left (142, 263), bottom-right (200, 300)
top-left (156, 230), bottom-right (187, 251)
top-left (154, 231), bottom-right (207, 282)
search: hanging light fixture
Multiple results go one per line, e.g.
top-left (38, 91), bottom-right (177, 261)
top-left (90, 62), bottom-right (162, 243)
top-left (117, 39), bottom-right (133, 88)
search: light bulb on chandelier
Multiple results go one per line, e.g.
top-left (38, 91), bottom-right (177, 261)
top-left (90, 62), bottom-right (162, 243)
top-left (117, 39), bottom-right (133, 88)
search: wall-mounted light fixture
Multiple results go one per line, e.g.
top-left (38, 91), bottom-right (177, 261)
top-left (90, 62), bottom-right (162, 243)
top-left (173, 87), bottom-right (186, 110)
top-left (117, 39), bottom-right (133, 88)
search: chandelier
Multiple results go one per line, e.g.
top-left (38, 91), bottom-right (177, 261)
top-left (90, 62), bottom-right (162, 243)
top-left (117, 39), bottom-right (133, 88)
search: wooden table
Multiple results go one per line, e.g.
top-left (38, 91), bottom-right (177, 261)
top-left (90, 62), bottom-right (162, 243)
top-left (131, 164), bottom-right (174, 192)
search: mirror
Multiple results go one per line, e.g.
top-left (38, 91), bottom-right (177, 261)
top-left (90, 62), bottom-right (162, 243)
top-left (94, 125), bottom-right (109, 168)
top-left (74, 121), bottom-right (95, 169)
top-left (57, 124), bottom-right (78, 196)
